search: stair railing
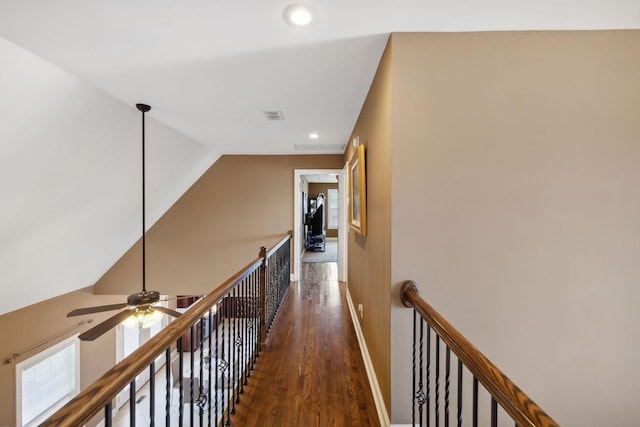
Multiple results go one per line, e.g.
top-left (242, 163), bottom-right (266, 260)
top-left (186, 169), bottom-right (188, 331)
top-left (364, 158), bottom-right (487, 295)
top-left (400, 280), bottom-right (560, 427)
top-left (41, 231), bottom-right (291, 427)
top-left (259, 233), bottom-right (291, 345)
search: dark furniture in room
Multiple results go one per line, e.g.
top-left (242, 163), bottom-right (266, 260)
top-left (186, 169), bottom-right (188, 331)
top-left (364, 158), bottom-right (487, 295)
top-left (304, 194), bottom-right (326, 252)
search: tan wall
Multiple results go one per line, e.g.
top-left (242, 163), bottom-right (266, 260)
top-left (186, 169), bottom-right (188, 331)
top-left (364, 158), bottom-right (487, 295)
top-left (95, 155), bottom-right (343, 296)
top-left (0, 288), bottom-right (124, 426)
top-left (308, 183), bottom-right (338, 238)
top-left (390, 31), bottom-right (640, 425)
top-left (345, 41), bottom-right (392, 415)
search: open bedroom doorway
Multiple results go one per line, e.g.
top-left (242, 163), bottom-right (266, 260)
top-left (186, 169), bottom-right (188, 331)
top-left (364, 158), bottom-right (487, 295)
top-left (293, 167), bottom-right (348, 282)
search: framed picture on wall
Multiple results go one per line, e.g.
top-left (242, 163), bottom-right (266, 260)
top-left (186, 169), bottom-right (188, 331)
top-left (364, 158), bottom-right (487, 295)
top-left (349, 144), bottom-right (367, 236)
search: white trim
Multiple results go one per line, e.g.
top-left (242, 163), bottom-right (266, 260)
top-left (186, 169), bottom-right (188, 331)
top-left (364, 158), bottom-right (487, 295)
top-left (338, 162), bottom-right (349, 282)
top-left (346, 288), bottom-right (390, 427)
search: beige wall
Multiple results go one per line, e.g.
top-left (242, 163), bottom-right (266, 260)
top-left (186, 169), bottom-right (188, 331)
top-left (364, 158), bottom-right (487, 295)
top-left (95, 155), bottom-right (343, 296)
top-left (0, 288), bottom-right (124, 426)
top-left (308, 183), bottom-right (338, 238)
top-left (390, 31), bottom-right (640, 425)
top-left (345, 41), bottom-right (393, 415)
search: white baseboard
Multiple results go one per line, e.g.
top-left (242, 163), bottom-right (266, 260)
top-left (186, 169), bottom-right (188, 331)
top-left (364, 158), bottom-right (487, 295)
top-left (345, 289), bottom-right (391, 427)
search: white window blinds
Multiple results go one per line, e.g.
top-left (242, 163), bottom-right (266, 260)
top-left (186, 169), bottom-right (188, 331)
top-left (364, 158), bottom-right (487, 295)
top-left (327, 189), bottom-right (339, 229)
top-left (17, 335), bottom-right (79, 426)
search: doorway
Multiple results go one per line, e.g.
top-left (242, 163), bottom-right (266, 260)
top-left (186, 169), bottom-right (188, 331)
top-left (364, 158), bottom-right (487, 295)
top-left (293, 168), bottom-right (347, 282)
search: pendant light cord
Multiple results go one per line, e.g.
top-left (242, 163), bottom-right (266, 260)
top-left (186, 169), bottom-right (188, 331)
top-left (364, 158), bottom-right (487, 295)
top-left (141, 109), bottom-right (146, 293)
top-left (136, 103), bottom-right (151, 294)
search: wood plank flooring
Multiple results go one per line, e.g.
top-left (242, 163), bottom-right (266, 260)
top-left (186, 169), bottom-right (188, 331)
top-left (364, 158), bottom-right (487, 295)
top-left (232, 262), bottom-right (381, 426)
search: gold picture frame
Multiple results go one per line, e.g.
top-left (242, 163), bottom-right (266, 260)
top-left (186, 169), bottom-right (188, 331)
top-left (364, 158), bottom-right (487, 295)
top-left (349, 144), bottom-right (367, 236)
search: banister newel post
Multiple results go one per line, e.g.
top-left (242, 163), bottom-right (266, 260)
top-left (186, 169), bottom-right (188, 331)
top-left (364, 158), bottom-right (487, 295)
top-left (259, 246), bottom-right (267, 349)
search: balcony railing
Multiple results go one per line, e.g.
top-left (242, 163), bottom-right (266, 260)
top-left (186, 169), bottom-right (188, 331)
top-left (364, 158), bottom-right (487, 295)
top-left (41, 232), bottom-right (292, 427)
top-left (400, 280), bottom-right (560, 427)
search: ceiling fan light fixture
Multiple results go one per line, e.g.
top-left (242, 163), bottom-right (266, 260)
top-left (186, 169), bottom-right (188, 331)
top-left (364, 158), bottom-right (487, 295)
top-left (283, 4), bottom-right (315, 27)
top-left (123, 306), bottom-right (163, 329)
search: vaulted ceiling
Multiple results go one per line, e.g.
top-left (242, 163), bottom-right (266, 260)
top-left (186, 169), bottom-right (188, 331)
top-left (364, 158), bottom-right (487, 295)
top-left (2, 0), bottom-right (638, 154)
top-left (0, 0), bottom-right (638, 314)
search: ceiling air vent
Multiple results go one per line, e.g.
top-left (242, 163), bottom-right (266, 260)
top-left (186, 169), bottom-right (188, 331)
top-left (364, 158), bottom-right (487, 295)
top-left (262, 110), bottom-right (285, 121)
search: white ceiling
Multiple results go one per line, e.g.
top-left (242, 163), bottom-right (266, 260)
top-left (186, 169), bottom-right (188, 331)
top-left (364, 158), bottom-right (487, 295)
top-left (0, 1), bottom-right (638, 314)
top-left (1, 0), bottom-right (638, 156)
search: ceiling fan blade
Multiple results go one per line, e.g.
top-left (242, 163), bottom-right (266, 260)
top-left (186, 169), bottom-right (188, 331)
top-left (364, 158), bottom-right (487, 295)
top-left (78, 309), bottom-right (135, 341)
top-left (67, 303), bottom-right (128, 317)
top-left (153, 306), bottom-right (183, 318)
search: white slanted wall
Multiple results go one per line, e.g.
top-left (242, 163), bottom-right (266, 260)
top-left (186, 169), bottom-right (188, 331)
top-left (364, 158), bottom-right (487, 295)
top-left (0, 36), bottom-right (219, 315)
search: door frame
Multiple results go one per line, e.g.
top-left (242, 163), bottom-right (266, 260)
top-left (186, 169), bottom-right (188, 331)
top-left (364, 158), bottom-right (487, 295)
top-left (293, 169), bottom-right (346, 281)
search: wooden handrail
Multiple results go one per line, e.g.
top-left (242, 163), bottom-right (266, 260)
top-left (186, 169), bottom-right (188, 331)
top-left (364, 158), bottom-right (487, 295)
top-left (42, 232), bottom-right (291, 427)
top-left (400, 281), bottom-right (560, 427)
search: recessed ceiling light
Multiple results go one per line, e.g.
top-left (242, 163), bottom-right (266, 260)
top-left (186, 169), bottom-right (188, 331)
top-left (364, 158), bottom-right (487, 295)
top-left (283, 4), bottom-right (315, 27)
top-left (309, 133), bottom-right (319, 139)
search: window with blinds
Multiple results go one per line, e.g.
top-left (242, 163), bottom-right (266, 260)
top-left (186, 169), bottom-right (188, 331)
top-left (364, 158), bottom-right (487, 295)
top-left (327, 189), bottom-right (339, 229)
top-left (16, 335), bottom-right (80, 426)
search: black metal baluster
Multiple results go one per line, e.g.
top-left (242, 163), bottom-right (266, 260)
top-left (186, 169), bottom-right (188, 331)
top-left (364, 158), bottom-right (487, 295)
top-left (235, 287), bottom-right (243, 400)
top-left (266, 261), bottom-right (271, 330)
top-left (104, 402), bottom-right (112, 427)
top-left (190, 325), bottom-right (195, 427)
top-left (165, 348), bottom-right (171, 427)
top-left (259, 248), bottom-right (265, 353)
top-left (249, 271), bottom-right (256, 372)
top-left (178, 336), bottom-right (184, 427)
top-left (412, 310), bottom-right (416, 426)
top-left (243, 278), bottom-right (249, 386)
top-left (232, 287), bottom-right (239, 410)
top-left (472, 377), bottom-right (478, 427)
top-left (208, 308), bottom-right (213, 427)
top-left (215, 301), bottom-right (221, 427)
top-left (149, 361), bottom-right (155, 427)
top-left (491, 397), bottom-right (498, 427)
top-left (199, 316), bottom-right (206, 427)
top-left (221, 296), bottom-right (227, 426)
top-left (445, 346), bottom-right (450, 427)
top-left (129, 379), bottom-right (136, 427)
top-left (251, 274), bottom-right (256, 368)
top-left (435, 336), bottom-right (440, 427)
top-left (226, 292), bottom-right (232, 425)
top-left (418, 316), bottom-right (425, 426)
top-left (254, 270), bottom-right (260, 364)
top-left (426, 325), bottom-right (431, 427)
top-left (457, 360), bottom-right (462, 427)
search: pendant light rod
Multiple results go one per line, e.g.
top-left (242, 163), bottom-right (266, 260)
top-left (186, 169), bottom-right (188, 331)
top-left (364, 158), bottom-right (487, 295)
top-left (136, 103), bottom-right (151, 294)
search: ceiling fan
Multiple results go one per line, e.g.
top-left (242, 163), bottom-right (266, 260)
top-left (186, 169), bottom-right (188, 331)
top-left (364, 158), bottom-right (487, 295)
top-left (68, 103), bottom-right (182, 341)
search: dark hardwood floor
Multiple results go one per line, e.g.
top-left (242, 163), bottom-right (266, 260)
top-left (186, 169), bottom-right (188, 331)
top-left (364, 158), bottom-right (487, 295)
top-left (232, 262), bottom-right (381, 426)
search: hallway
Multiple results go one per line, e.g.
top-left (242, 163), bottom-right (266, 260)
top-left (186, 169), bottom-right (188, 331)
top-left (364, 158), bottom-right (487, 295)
top-left (232, 262), bottom-right (381, 426)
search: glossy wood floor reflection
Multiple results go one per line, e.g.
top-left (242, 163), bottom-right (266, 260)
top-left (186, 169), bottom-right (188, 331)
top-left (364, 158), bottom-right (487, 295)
top-left (232, 262), bottom-right (381, 426)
